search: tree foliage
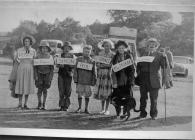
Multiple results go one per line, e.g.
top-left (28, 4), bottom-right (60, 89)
top-left (8, 11), bottom-right (194, 57)
top-left (106, 10), bottom-right (193, 56)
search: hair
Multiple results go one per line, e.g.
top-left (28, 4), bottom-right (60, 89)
top-left (115, 40), bottom-right (128, 49)
top-left (83, 45), bottom-right (92, 50)
top-left (23, 37), bottom-right (33, 45)
top-left (102, 39), bottom-right (114, 49)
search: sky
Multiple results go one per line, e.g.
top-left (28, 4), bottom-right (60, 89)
top-left (0, 2), bottom-right (182, 32)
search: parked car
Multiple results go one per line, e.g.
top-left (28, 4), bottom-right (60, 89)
top-left (69, 44), bottom-right (83, 57)
top-left (172, 56), bottom-right (193, 77)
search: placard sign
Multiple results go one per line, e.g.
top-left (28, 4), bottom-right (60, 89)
top-left (94, 56), bottom-right (111, 64)
top-left (18, 52), bottom-right (34, 59)
top-left (137, 56), bottom-right (155, 63)
top-left (34, 58), bottom-right (54, 66)
top-left (112, 58), bottom-right (133, 72)
top-left (56, 58), bottom-right (76, 65)
top-left (77, 62), bottom-right (93, 71)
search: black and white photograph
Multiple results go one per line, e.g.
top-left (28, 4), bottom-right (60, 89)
top-left (0, 0), bottom-right (194, 139)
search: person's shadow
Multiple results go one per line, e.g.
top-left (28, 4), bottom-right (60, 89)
top-left (0, 108), bottom-right (192, 130)
top-left (81, 115), bottom-right (192, 130)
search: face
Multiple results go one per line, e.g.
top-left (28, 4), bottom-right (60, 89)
top-left (24, 38), bottom-right (31, 47)
top-left (148, 41), bottom-right (157, 52)
top-left (103, 42), bottom-right (111, 52)
top-left (63, 46), bottom-right (71, 53)
top-left (117, 45), bottom-right (125, 54)
top-left (41, 46), bottom-right (49, 54)
top-left (83, 47), bottom-right (91, 56)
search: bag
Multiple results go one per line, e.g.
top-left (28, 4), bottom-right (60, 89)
top-left (8, 61), bottom-right (19, 98)
top-left (8, 61), bottom-right (19, 83)
top-left (9, 82), bottom-right (18, 98)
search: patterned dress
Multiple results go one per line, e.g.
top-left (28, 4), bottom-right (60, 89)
top-left (94, 50), bottom-right (114, 100)
top-left (15, 47), bottom-right (36, 95)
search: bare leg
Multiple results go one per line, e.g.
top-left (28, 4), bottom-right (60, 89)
top-left (78, 97), bottom-right (82, 109)
top-left (42, 89), bottom-right (47, 110)
top-left (84, 98), bottom-right (89, 113)
top-left (37, 88), bottom-right (42, 109)
top-left (105, 99), bottom-right (110, 112)
top-left (18, 95), bottom-right (22, 108)
top-left (24, 95), bottom-right (29, 109)
top-left (101, 100), bottom-right (105, 112)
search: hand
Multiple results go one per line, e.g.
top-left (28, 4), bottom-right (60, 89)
top-left (113, 84), bottom-right (117, 88)
top-left (35, 76), bottom-right (38, 81)
top-left (58, 64), bottom-right (64, 68)
top-left (162, 52), bottom-right (166, 57)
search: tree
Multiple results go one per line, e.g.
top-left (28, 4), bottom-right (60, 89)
top-left (167, 12), bottom-right (194, 56)
top-left (107, 10), bottom-right (172, 30)
top-left (11, 20), bottom-right (37, 36)
top-left (107, 10), bottom-right (173, 45)
top-left (88, 20), bottom-right (109, 35)
top-left (10, 20), bottom-right (38, 49)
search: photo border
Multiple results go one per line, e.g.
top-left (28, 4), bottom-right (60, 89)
top-left (0, 0), bottom-right (194, 139)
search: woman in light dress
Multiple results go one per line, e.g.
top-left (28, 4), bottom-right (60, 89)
top-left (15, 35), bottom-right (36, 109)
top-left (94, 39), bottom-right (115, 115)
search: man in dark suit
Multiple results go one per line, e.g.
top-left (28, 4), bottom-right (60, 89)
top-left (136, 38), bottom-right (167, 120)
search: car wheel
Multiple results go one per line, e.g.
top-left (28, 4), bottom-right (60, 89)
top-left (183, 69), bottom-right (188, 77)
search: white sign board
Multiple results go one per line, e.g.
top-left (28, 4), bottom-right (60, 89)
top-left (109, 26), bottom-right (137, 38)
top-left (77, 62), bottom-right (93, 71)
top-left (18, 52), bottom-right (34, 59)
top-left (112, 58), bottom-right (133, 72)
top-left (34, 58), bottom-right (54, 66)
top-left (94, 56), bottom-right (111, 64)
top-left (56, 57), bottom-right (76, 65)
top-left (137, 56), bottom-right (155, 63)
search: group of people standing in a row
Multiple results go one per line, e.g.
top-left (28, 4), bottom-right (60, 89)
top-left (9, 34), bottom-right (171, 120)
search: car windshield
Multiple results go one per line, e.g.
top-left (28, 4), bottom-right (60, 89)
top-left (70, 44), bottom-right (83, 54)
top-left (173, 57), bottom-right (191, 64)
top-left (47, 41), bottom-right (57, 48)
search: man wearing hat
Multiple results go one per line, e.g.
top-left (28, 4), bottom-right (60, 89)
top-left (57, 41), bottom-right (75, 111)
top-left (136, 38), bottom-right (167, 120)
top-left (34, 41), bottom-right (54, 110)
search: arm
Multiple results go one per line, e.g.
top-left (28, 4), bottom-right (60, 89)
top-left (33, 54), bottom-right (38, 81)
top-left (91, 61), bottom-right (97, 86)
top-left (127, 64), bottom-right (135, 86)
top-left (73, 61), bottom-right (78, 83)
top-left (111, 70), bottom-right (117, 88)
top-left (160, 54), bottom-right (168, 85)
top-left (169, 52), bottom-right (174, 69)
top-left (49, 65), bottom-right (54, 82)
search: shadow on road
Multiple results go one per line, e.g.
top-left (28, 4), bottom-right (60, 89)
top-left (0, 108), bottom-right (192, 130)
top-left (103, 115), bottom-right (192, 130)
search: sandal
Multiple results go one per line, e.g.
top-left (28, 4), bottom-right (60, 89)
top-left (84, 109), bottom-right (90, 114)
top-left (76, 108), bottom-right (81, 113)
top-left (99, 110), bottom-right (105, 114)
top-left (37, 103), bottom-right (42, 110)
top-left (17, 105), bottom-right (22, 110)
top-left (23, 105), bottom-right (29, 110)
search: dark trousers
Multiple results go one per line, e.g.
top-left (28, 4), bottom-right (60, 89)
top-left (139, 73), bottom-right (159, 118)
top-left (58, 75), bottom-right (72, 109)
